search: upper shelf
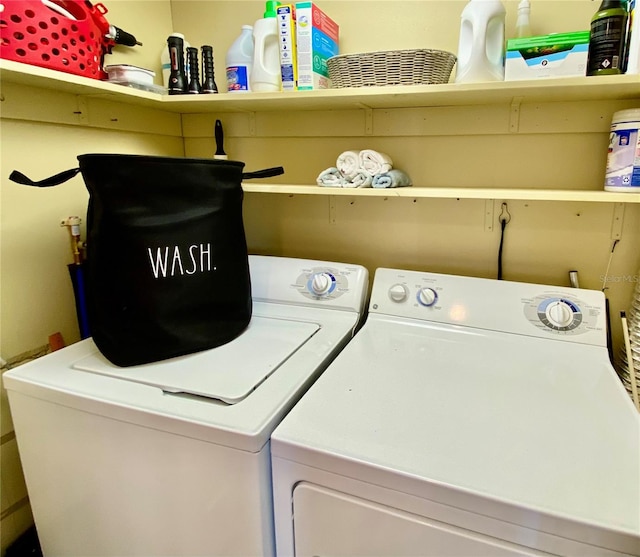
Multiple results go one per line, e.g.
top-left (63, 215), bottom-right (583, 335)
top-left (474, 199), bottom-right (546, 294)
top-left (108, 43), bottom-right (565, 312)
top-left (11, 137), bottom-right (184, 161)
top-left (2, 59), bottom-right (640, 114)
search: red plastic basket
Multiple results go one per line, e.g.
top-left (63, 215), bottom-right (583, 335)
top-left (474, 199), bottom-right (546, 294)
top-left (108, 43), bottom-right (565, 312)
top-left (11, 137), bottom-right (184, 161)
top-left (0, 0), bottom-right (112, 79)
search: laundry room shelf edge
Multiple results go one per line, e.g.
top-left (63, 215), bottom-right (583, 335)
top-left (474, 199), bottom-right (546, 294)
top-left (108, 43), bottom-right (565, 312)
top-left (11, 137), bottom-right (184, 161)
top-left (240, 184), bottom-right (640, 203)
top-left (1, 59), bottom-right (640, 113)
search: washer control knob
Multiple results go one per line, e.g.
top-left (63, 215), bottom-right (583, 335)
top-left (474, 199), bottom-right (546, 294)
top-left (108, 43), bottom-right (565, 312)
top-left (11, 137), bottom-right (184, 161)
top-left (546, 301), bottom-right (574, 328)
top-left (310, 273), bottom-right (333, 296)
top-left (388, 284), bottom-right (409, 303)
top-left (417, 287), bottom-right (438, 307)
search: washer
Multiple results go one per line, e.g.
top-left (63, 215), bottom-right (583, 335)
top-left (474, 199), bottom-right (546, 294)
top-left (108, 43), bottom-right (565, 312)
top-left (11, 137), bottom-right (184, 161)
top-left (4, 255), bottom-right (368, 557)
top-left (272, 268), bottom-right (640, 557)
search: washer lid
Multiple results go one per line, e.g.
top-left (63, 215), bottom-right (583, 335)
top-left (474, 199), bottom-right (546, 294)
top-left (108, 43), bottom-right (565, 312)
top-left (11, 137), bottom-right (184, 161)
top-left (73, 316), bottom-right (320, 404)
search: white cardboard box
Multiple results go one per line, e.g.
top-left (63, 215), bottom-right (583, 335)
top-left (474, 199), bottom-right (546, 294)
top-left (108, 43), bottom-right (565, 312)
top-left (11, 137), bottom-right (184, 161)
top-left (505, 31), bottom-right (590, 81)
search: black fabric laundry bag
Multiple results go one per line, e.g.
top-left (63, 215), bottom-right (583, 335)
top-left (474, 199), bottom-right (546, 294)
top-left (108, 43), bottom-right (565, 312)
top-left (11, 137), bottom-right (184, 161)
top-left (10, 154), bottom-right (283, 367)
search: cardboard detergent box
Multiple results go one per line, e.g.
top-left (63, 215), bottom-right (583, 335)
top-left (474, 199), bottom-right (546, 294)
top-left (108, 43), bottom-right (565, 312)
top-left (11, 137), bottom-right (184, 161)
top-left (278, 5), bottom-right (298, 90)
top-left (295, 2), bottom-right (339, 90)
top-left (505, 31), bottom-right (590, 80)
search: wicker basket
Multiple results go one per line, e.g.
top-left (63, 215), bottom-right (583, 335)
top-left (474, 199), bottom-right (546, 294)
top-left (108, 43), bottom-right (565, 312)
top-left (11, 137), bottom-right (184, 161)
top-left (327, 49), bottom-right (456, 88)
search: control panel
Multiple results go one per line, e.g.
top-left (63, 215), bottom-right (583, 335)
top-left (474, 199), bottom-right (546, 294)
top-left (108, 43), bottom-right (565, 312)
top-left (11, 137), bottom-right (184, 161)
top-left (296, 267), bottom-right (349, 300)
top-left (523, 296), bottom-right (584, 333)
top-left (248, 255), bottom-right (369, 313)
top-left (369, 268), bottom-right (607, 346)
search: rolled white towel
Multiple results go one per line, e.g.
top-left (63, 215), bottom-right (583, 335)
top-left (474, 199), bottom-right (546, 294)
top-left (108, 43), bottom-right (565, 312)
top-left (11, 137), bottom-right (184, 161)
top-left (345, 170), bottom-right (373, 188)
top-left (372, 169), bottom-right (412, 188)
top-left (359, 149), bottom-right (393, 175)
top-left (317, 167), bottom-right (346, 187)
top-left (336, 150), bottom-right (360, 180)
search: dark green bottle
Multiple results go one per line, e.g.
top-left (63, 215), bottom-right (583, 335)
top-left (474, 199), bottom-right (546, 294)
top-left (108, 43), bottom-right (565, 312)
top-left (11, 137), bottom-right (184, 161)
top-left (587, 0), bottom-right (629, 75)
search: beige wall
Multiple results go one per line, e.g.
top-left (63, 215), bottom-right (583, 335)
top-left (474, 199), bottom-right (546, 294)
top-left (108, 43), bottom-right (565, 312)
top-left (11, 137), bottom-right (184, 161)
top-left (0, 2), bottom-right (176, 552)
top-left (0, 102), bottom-right (184, 557)
top-left (171, 0), bottom-right (598, 93)
top-left (1, 0), bottom-right (639, 553)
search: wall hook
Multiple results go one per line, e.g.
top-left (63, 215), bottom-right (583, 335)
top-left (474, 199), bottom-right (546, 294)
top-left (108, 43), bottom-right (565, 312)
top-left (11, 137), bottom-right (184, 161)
top-left (499, 202), bottom-right (511, 224)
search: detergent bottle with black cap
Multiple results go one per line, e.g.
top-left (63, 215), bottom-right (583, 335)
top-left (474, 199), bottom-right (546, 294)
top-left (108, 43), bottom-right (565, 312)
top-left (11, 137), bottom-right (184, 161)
top-left (587, 0), bottom-right (628, 76)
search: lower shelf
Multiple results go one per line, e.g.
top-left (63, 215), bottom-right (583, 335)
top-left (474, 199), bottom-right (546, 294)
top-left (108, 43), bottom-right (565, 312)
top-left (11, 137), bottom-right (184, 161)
top-left (241, 184), bottom-right (640, 203)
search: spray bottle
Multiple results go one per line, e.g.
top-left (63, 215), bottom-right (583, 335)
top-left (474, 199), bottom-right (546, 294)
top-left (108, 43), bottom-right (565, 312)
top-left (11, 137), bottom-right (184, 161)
top-left (251, 1), bottom-right (281, 92)
top-left (515, 0), bottom-right (532, 38)
top-left (455, 0), bottom-right (506, 84)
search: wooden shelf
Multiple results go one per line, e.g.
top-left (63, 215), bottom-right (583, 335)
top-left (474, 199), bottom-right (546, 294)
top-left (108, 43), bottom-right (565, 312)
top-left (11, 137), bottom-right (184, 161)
top-left (2, 59), bottom-right (640, 114)
top-left (241, 184), bottom-right (640, 203)
top-left (4, 59), bottom-right (640, 203)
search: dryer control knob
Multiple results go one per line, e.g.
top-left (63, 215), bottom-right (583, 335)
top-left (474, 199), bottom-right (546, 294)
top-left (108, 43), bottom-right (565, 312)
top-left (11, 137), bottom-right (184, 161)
top-left (546, 300), bottom-right (574, 328)
top-left (310, 273), bottom-right (333, 296)
top-left (417, 287), bottom-right (438, 307)
top-left (389, 284), bottom-right (409, 302)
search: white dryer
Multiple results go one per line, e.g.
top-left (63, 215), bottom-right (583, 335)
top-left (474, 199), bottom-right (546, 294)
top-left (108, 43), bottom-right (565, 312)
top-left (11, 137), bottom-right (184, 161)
top-left (272, 268), bottom-right (640, 557)
top-left (4, 255), bottom-right (368, 557)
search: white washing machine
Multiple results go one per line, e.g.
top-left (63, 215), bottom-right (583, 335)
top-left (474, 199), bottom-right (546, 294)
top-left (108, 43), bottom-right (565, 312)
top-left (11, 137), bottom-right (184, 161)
top-left (4, 255), bottom-right (368, 557)
top-left (272, 268), bottom-right (640, 557)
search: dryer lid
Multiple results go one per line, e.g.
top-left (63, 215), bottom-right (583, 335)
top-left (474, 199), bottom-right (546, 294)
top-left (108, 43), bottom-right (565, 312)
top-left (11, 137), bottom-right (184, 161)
top-left (73, 316), bottom-right (320, 404)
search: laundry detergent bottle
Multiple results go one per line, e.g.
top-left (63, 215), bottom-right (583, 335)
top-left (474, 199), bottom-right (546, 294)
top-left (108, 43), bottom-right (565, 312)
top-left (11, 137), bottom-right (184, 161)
top-left (226, 25), bottom-right (254, 92)
top-left (250, 1), bottom-right (281, 92)
top-left (586, 0), bottom-right (628, 75)
top-left (455, 0), bottom-right (506, 83)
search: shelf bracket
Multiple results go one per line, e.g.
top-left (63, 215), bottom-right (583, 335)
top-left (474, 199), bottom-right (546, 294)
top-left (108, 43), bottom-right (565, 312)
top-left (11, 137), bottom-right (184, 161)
top-left (610, 202), bottom-right (625, 240)
top-left (484, 199), bottom-right (495, 232)
top-left (509, 97), bottom-right (523, 133)
top-left (74, 95), bottom-right (88, 125)
top-left (329, 196), bottom-right (337, 224)
top-left (364, 107), bottom-right (373, 135)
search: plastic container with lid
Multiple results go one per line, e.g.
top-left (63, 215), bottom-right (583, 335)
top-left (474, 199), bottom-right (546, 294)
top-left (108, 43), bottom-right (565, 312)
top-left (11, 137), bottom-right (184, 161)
top-left (605, 109), bottom-right (640, 192)
top-left (226, 25), bottom-right (254, 92)
top-left (250, 1), bottom-right (281, 92)
top-left (455, 0), bottom-right (506, 84)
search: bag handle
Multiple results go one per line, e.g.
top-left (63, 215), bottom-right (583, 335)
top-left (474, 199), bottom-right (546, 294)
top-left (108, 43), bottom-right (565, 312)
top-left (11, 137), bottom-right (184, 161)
top-left (242, 166), bottom-right (284, 180)
top-left (10, 164), bottom-right (284, 187)
top-left (9, 168), bottom-right (80, 187)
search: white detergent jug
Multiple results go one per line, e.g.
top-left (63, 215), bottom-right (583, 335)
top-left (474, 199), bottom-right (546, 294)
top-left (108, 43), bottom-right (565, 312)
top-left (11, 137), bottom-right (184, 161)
top-left (250, 1), bottom-right (281, 92)
top-left (226, 25), bottom-right (254, 92)
top-left (455, 0), bottom-right (506, 83)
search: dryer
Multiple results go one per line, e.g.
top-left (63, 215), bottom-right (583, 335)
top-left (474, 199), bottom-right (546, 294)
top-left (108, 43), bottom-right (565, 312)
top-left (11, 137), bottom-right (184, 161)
top-left (4, 255), bottom-right (368, 557)
top-left (272, 268), bottom-right (640, 556)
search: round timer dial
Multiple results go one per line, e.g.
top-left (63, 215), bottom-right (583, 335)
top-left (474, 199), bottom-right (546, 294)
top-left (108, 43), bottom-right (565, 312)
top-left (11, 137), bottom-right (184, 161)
top-left (309, 272), bottom-right (335, 296)
top-left (296, 267), bottom-right (348, 301)
top-left (537, 298), bottom-right (583, 331)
